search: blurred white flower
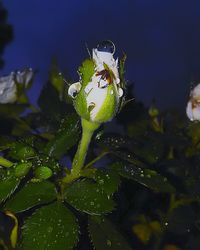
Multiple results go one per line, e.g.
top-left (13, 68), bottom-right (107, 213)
top-left (15, 68), bottom-right (34, 87)
top-left (186, 83), bottom-right (200, 121)
top-left (68, 40), bottom-right (124, 124)
top-left (0, 73), bottom-right (17, 104)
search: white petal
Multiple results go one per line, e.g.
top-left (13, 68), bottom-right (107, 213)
top-left (16, 68), bottom-right (33, 87)
top-left (192, 106), bottom-right (200, 121)
top-left (84, 82), bottom-right (93, 94)
top-left (86, 80), bottom-right (108, 121)
top-left (186, 101), bottom-right (200, 121)
top-left (92, 49), bottom-right (119, 79)
top-left (24, 68), bottom-right (34, 86)
top-left (0, 74), bottom-right (17, 104)
top-left (68, 82), bottom-right (81, 98)
top-left (192, 83), bottom-right (200, 98)
top-left (186, 101), bottom-right (194, 121)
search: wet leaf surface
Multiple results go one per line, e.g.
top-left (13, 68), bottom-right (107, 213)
top-left (0, 169), bottom-right (20, 203)
top-left (44, 114), bottom-right (80, 159)
top-left (88, 216), bottom-right (132, 250)
top-left (5, 181), bottom-right (57, 212)
top-left (21, 202), bottom-right (79, 250)
top-left (64, 179), bottom-right (115, 215)
top-left (94, 169), bottom-right (121, 195)
top-left (110, 162), bottom-right (175, 193)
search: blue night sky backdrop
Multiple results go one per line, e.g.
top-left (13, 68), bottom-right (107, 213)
top-left (2, 0), bottom-right (200, 110)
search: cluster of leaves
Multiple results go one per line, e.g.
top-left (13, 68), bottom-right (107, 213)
top-left (0, 62), bottom-right (200, 250)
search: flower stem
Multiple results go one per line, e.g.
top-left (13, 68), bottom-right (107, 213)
top-left (84, 151), bottom-right (109, 169)
top-left (71, 118), bottom-right (100, 176)
top-left (62, 118), bottom-right (100, 185)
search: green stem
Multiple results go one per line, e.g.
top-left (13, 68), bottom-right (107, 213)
top-left (62, 118), bottom-right (100, 185)
top-left (84, 151), bottom-right (109, 169)
top-left (71, 118), bottom-right (100, 176)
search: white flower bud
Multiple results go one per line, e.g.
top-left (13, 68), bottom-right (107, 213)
top-left (0, 73), bottom-right (17, 104)
top-left (186, 83), bottom-right (200, 121)
top-left (68, 41), bottom-right (124, 124)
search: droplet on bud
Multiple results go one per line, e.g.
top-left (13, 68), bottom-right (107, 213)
top-left (97, 40), bottom-right (115, 54)
top-left (68, 82), bottom-right (81, 98)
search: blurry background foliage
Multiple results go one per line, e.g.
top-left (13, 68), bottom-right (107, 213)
top-left (0, 59), bottom-right (200, 250)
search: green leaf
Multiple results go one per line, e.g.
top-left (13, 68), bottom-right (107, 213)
top-left (99, 133), bottom-right (163, 165)
top-left (44, 114), bottom-right (80, 159)
top-left (111, 150), bottom-right (146, 169)
top-left (34, 167), bottom-right (53, 180)
top-left (168, 205), bottom-right (196, 234)
top-left (9, 142), bottom-right (35, 160)
top-left (0, 104), bottom-right (27, 118)
top-left (187, 121), bottom-right (200, 145)
top-left (0, 136), bottom-right (13, 151)
top-left (33, 155), bottom-right (60, 173)
top-left (38, 81), bottom-right (67, 117)
top-left (0, 169), bottom-right (20, 203)
top-left (110, 162), bottom-right (175, 193)
top-left (49, 60), bottom-right (64, 96)
top-left (185, 179), bottom-right (200, 199)
top-left (96, 134), bottom-right (130, 150)
top-left (88, 216), bottom-right (132, 250)
top-left (5, 181), bottom-right (57, 212)
top-left (132, 134), bottom-right (164, 164)
top-left (94, 169), bottom-right (121, 195)
top-left (14, 162), bottom-right (32, 177)
top-left (0, 157), bottom-right (13, 167)
top-left (64, 179), bottom-right (115, 215)
top-left (21, 202), bottom-right (79, 250)
top-left (127, 119), bottom-right (149, 138)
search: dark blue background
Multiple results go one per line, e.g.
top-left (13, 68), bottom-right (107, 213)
top-left (2, 0), bottom-right (200, 110)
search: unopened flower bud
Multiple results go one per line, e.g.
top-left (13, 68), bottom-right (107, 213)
top-left (68, 40), bottom-right (124, 124)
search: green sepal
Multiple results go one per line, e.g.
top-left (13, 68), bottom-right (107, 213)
top-left (94, 84), bottom-right (118, 123)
